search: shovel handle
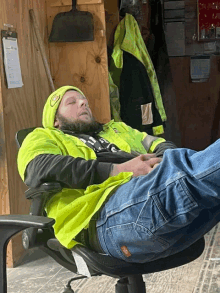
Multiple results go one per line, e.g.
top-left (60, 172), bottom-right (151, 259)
top-left (29, 9), bottom-right (55, 92)
top-left (72, 0), bottom-right (77, 10)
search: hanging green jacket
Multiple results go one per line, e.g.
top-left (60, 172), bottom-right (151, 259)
top-left (110, 14), bottom-right (167, 136)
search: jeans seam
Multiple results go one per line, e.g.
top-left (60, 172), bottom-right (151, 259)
top-left (152, 195), bottom-right (169, 222)
top-left (193, 162), bottom-right (220, 180)
top-left (135, 223), bottom-right (169, 248)
top-left (179, 176), bottom-right (199, 207)
top-left (97, 225), bottom-right (112, 256)
top-left (106, 227), bottom-right (127, 260)
top-left (135, 196), bottom-right (150, 227)
top-left (105, 196), bottom-right (147, 219)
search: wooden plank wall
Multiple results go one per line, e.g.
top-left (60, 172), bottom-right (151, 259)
top-left (0, 0), bottom-right (51, 267)
top-left (104, 0), bottom-right (120, 50)
top-left (46, 0), bottom-right (111, 124)
top-left (185, 0), bottom-right (204, 55)
top-left (0, 0), bottom-right (112, 267)
top-left (170, 55), bottom-right (220, 151)
top-left (166, 0), bottom-right (220, 150)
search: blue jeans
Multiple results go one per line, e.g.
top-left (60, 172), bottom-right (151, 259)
top-left (96, 139), bottom-right (220, 263)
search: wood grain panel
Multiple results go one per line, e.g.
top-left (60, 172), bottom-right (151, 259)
top-left (164, 1), bottom-right (185, 10)
top-left (185, 18), bottom-right (204, 55)
top-left (185, 0), bottom-right (197, 12)
top-left (170, 56), bottom-right (220, 151)
top-left (104, 0), bottom-right (119, 49)
top-left (139, 1), bottom-right (151, 44)
top-left (0, 0), bottom-right (51, 267)
top-left (0, 76), bottom-right (10, 216)
top-left (51, 0), bottom-right (102, 6)
top-left (47, 0), bottom-right (111, 123)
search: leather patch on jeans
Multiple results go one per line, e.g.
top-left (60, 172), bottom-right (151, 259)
top-left (121, 246), bottom-right (131, 258)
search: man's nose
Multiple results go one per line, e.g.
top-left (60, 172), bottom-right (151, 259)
top-left (79, 99), bottom-right (87, 107)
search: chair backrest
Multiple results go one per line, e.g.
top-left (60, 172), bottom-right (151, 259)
top-left (15, 127), bottom-right (37, 148)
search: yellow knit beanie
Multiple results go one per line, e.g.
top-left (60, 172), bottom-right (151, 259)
top-left (42, 85), bottom-right (85, 128)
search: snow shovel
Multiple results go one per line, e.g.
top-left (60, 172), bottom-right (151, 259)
top-left (49, 0), bottom-right (94, 42)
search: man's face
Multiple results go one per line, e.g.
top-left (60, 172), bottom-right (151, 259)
top-left (54, 90), bottom-right (93, 128)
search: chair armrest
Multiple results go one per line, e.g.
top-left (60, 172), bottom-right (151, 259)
top-left (0, 215), bottom-right (55, 229)
top-left (0, 215), bottom-right (55, 293)
top-left (0, 215), bottom-right (55, 250)
top-left (25, 182), bottom-right (62, 199)
top-left (22, 183), bottom-right (61, 250)
top-left (25, 182), bottom-right (62, 218)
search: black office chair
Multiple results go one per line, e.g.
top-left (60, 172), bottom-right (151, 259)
top-left (0, 128), bottom-right (205, 293)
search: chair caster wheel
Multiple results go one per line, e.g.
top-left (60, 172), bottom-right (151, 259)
top-left (62, 285), bottom-right (75, 293)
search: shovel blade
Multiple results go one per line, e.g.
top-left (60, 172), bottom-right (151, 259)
top-left (49, 11), bottom-right (94, 42)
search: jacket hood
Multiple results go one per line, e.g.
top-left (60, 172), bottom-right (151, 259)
top-left (42, 85), bottom-right (85, 128)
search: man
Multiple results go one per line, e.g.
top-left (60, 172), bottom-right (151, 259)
top-left (17, 85), bottom-right (220, 263)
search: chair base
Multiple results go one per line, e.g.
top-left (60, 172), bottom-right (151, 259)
top-left (115, 275), bottom-right (146, 293)
top-left (0, 225), bottom-right (25, 293)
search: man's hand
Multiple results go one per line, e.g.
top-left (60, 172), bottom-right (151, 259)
top-left (110, 154), bottom-right (162, 177)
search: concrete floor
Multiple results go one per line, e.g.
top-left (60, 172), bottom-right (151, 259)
top-left (6, 223), bottom-right (220, 293)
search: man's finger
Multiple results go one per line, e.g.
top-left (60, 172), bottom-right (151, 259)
top-left (148, 157), bottom-right (162, 165)
top-left (140, 153), bottom-right (156, 161)
top-left (151, 163), bottom-right (160, 170)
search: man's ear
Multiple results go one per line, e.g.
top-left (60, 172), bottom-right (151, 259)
top-left (54, 117), bottom-right (59, 128)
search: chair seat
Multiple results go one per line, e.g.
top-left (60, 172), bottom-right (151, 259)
top-left (47, 238), bottom-right (65, 251)
top-left (47, 237), bottom-right (205, 278)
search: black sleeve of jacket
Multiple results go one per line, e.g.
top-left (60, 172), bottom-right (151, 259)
top-left (24, 154), bottom-right (113, 189)
top-left (153, 141), bottom-right (177, 158)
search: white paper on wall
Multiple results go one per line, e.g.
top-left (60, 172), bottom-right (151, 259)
top-left (190, 56), bottom-right (210, 83)
top-left (2, 36), bottom-right (23, 89)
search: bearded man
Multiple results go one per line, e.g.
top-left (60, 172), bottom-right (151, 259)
top-left (17, 86), bottom-right (220, 263)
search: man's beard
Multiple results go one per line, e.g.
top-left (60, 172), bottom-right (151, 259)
top-left (56, 113), bottom-right (102, 134)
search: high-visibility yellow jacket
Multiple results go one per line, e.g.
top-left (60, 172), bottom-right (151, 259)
top-left (17, 120), bottom-right (165, 249)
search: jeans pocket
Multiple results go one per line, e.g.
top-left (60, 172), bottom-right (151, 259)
top-left (106, 222), bottom-right (170, 263)
top-left (146, 178), bottom-right (199, 231)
